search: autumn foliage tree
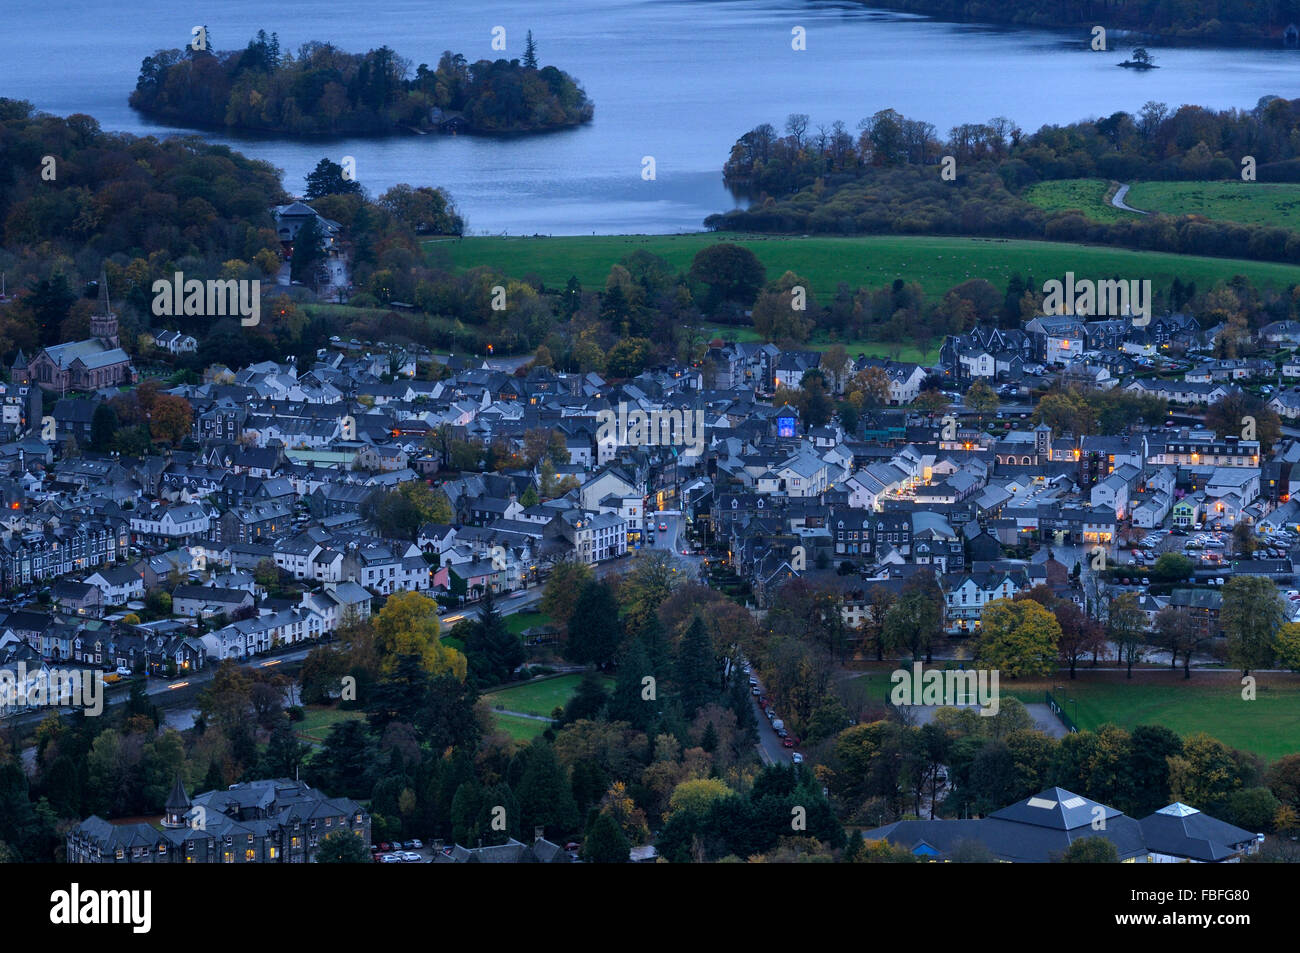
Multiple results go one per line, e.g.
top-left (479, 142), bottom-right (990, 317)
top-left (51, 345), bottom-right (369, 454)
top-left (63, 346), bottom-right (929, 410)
top-left (975, 598), bottom-right (1060, 678)
top-left (372, 590), bottom-right (465, 679)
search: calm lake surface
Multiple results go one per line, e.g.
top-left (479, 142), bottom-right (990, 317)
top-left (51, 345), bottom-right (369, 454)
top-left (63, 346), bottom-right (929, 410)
top-left (4, 0), bottom-right (1298, 233)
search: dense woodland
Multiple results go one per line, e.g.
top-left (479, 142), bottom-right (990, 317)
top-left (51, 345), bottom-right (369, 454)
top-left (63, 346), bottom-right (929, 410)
top-left (130, 30), bottom-right (593, 136)
top-left (710, 97), bottom-right (1300, 267)
top-left (855, 0), bottom-right (1300, 40)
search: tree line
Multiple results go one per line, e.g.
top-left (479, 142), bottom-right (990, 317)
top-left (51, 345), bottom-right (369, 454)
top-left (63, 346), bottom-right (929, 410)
top-left (709, 98), bottom-right (1300, 268)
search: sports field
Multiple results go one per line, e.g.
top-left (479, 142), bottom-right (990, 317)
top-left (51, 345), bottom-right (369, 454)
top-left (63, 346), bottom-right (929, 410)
top-left (847, 668), bottom-right (1300, 762)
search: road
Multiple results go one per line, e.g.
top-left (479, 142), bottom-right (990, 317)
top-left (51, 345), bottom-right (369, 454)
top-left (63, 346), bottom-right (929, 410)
top-left (1111, 183), bottom-right (1149, 215)
top-left (745, 667), bottom-right (793, 766)
top-left (642, 511), bottom-right (706, 577)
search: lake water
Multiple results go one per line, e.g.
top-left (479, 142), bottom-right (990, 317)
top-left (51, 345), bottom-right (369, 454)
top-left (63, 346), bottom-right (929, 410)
top-left (4, 0), bottom-right (1298, 234)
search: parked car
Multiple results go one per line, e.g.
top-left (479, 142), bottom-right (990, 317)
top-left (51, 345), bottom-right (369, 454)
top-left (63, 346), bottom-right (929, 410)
top-left (400, 851), bottom-right (422, 862)
top-left (115, 666), bottom-right (132, 677)
top-left (791, 753), bottom-right (804, 765)
top-left (379, 853), bottom-right (401, 863)
top-left (782, 737), bottom-right (795, 748)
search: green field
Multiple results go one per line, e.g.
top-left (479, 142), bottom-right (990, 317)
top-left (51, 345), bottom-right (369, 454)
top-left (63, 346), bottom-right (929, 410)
top-left (295, 705), bottom-right (364, 745)
top-left (1125, 181), bottom-right (1300, 228)
top-left (429, 234), bottom-right (1300, 303)
top-left (485, 672), bottom-right (613, 717)
top-left (492, 712), bottom-right (551, 742)
top-left (505, 608), bottom-right (553, 638)
top-left (845, 668), bottom-right (1300, 762)
top-left (1023, 179), bottom-right (1137, 224)
top-left (1043, 678), bottom-right (1300, 763)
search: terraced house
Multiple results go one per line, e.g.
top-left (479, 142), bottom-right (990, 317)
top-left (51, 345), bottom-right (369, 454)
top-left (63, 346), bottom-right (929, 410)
top-left (0, 520), bottom-right (128, 586)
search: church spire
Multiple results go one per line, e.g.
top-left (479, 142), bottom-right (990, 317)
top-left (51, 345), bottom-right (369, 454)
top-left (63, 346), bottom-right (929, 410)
top-left (97, 268), bottom-right (111, 315)
top-left (90, 267), bottom-right (120, 350)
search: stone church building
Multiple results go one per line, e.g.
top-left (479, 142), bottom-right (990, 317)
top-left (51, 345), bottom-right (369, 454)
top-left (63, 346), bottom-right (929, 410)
top-left (16, 272), bottom-right (134, 393)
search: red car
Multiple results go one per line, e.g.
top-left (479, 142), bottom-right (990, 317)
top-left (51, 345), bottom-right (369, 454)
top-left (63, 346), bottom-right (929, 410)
top-left (379, 842), bottom-right (391, 852)
top-left (782, 737), bottom-right (795, 748)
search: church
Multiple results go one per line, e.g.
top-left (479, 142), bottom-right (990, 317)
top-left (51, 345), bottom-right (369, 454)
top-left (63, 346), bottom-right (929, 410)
top-left (16, 272), bottom-right (135, 394)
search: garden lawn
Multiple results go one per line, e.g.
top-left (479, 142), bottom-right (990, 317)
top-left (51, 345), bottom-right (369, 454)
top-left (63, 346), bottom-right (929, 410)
top-left (485, 672), bottom-right (614, 717)
top-left (505, 608), bottom-right (553, 637)
top-left (295, 705), bottom-right (365, 745)
top-left (491, 712), bottom-right (551, 742)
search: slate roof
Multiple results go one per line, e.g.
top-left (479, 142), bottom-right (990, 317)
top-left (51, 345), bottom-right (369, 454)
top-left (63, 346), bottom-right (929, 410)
top-left (1138, 803), bottom-right (1258, 862)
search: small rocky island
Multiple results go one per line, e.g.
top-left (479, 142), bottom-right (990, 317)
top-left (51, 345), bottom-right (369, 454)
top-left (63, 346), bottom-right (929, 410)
top-left (131, 29), bottom-right (593, 136)
top-left (1118, 47), bottom-right (1159, 69)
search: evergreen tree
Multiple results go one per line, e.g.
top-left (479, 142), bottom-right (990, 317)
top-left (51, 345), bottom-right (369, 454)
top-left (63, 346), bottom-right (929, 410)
top-left (844, 828), bottom-right (865, 862)
top-left (562, 275), bottom-right (582, 316)
top-left (523, 31), bottom-right (539, 69)
top-left (560, 671), bottom-right (609, 724)
top-left (516, 742), bottom-right (580, 838)
top-left (475, 782), bottom-right (521, 845)
top-left (569, 759), bottom-right (610, 816)
top-left (366, 652), bottom-right (430, 731)
top-left (450, 779), bottom-right (485, 845)
top-left (304, 157), bottom-right (362, 198)
top-left (90, 403), bottom-right (118, 452)
top-left (290, 214), bottom-right (329, 290)
top-left (637, 611), bottom-right (671, 677)
top-left (582, 810), bottom-right (630, 863)
top-left (565, 579), bottom-right (622, 668)
top-left (203, 758), bottom-right (224, 794)
top-left (125, 677), bottom-right (157, 726)
top-left (261, 719), bottom-right (308, 778)
top-left (417, 674), bottom-right (482, 753)
top-left (675, 615), bottom-right (716, 716)
top-left (304, 718), bottom-right (374, 800)
top-left (608, 638), bottom-right (655, 732)
top-left (465, 586), bottom-right (525, 688)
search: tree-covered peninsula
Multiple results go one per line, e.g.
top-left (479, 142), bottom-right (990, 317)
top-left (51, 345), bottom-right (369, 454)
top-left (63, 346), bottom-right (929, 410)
top-left (130, 30), bottom-right (594, 136)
